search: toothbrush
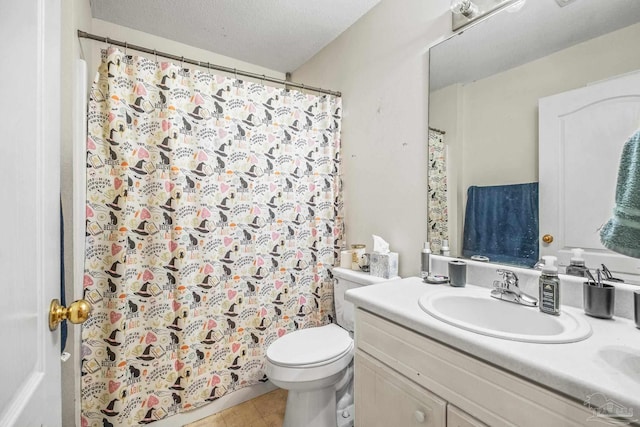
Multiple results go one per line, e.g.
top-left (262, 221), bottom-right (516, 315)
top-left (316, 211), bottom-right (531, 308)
top-left (585, 269), bottom-right (597, 285)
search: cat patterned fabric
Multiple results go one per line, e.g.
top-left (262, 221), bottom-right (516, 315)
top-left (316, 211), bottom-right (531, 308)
top-left (82, 48), bottom-right (343, 426)
top-left (428, 129), bottom-right (448, 253)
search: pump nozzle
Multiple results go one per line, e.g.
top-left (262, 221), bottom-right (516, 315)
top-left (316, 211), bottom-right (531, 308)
top-left (541, 255), bottom-right (558, 274)
top-left (570, 248), bottom-right (585, 263)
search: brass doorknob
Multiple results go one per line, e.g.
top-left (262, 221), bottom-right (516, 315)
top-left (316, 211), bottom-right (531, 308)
top-left (49, 299), bottom-right (92, 331)
top-left (542, 234), bottom-right (554, 244)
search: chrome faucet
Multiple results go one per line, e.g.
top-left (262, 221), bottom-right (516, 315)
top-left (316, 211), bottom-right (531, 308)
top-left (491, 269), bottom-right (538, 307)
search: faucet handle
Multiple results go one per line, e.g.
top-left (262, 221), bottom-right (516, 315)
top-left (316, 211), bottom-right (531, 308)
top-left (496, 269), bottom-right (519, 288)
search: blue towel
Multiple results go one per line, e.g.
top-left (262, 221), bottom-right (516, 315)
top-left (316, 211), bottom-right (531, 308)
top-left (600, 129), bottom-right (640, 258)
top-left (463, 183), bottom-right (539, 267)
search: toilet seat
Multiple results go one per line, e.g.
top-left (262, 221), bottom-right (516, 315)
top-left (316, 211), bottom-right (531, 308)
top-left (266, 323), bottom-right (353, 367)
top-left (265, 324), bottom-right (355, 386)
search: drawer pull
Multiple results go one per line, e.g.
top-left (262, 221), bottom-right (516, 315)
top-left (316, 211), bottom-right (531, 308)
top-left (414, 410), bottom-right (426, 423)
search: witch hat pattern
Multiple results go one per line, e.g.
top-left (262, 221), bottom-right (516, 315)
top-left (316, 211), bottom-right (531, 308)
top-left (100, 399), bottom-right (119, 417)
top-left (103, 329), bottom-right (121, 346)
top-left (164, 257), bottom-right (179, 271)
top-left (130, 159), bottom-right (147, 175)
top-left (205, 386), bottom-right (220, 402)
top-left (169, 376), bottom-right (185, 391)
top-left (137, 344), bottom-right (156, 361)
top-left (167, 316), bottom-right (182, 331)
top-left (134, 282), bottom-right (152, 298)
top-left (158, 136), bottom-right (172, 152)
top-left (195, 219), bottom-right (210, 233)
top-left (105, 261), bottom-right (122, 278)
top-left (220, 250), bottom-right (234, 264)
top-left (188, 105), bottom-right (208, 120)
top-left (83, 48), bottom-right (343, 426)
top-left (192, 162), bottom-right (209, 177)
top-left (197, 275), bottom-right (213, 289)
top-left (139, 408), bottom-right (157, 424)
top-left (160, 197), bottom-right (175, 212)
top-left (214, 143), bottom-right (227, 157)
top-left (106, 195), bottom-right (122, 211)
top-left (212, 88), bottom-right (226, 102)
top-left (129, 96), bottom-right (148, 113)
top-left (132, 220), bottom-right (149, 236)
top-left (201, 329), bottom-right (218, 345)
top-left (157, 74), bottom-right (173, 91)
top-left (216, 197), bottom-right (231, 211)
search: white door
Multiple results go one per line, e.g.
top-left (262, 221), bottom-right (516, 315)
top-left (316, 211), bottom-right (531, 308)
top-left (0, 0), bottom-right (62, 425)
top-left (539, 71), bottom-right (640, 281)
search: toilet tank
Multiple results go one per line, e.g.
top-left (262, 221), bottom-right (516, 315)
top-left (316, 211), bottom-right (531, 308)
top-left (332, 267), bottom-right (396, 332)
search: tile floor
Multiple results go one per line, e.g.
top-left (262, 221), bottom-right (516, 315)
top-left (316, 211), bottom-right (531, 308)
top-left (185, 388), bottom-right (287, 427)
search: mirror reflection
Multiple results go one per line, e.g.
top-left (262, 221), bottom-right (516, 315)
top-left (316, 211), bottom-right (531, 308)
top-left (428, 0), bottom-right (640, 280)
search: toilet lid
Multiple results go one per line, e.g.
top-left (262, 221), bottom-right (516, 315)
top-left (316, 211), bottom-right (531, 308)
top-left (266, 324), bottom-right (353, 366)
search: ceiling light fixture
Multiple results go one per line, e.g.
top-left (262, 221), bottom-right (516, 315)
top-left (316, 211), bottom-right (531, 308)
top-left (451, 0), bottom-right (526, 31)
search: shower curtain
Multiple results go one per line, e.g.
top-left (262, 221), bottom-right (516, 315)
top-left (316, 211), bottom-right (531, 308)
top-left (81, 48), bottom-right (343, 426)
top-left (428, 129), bottom-right (448, 253)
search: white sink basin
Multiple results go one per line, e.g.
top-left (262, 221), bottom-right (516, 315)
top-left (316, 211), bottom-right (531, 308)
top-left (418, 287), bottom-right (592, 343)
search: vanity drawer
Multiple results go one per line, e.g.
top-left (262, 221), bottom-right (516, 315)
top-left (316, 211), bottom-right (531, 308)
top-left (355, 351), bottom-right (446, 427)
top-left (447, 405), bottom-right (487, 427)
top-left (355, 309), bottom-right (604, 427)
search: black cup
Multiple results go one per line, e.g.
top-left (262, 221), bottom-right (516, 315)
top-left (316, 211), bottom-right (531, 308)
top-left (448, 260), bottom-right (467, 287)
top-left (583, 282), bottom-right (615, 319)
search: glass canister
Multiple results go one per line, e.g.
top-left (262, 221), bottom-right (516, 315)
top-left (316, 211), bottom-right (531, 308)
top-left (350, 244), bottom-right (366, 270)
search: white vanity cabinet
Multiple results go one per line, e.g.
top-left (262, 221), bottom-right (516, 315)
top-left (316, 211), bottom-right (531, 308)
top-left (354, 309), bottom-right (606, 427)
top-left (355, 352), bottom-right (447, 426)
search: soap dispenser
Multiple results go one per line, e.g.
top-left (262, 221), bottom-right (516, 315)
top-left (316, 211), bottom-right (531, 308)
top-left (539, 256), bottom-right (560, 315)
top-left (565, 248), bottom-right (588, 277)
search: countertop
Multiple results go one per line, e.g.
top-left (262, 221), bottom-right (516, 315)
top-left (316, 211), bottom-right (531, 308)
top-left (346, 277), bottom-right (640, 417)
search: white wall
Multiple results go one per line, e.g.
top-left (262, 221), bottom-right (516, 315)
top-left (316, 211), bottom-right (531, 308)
top-left (430, 22), bottom-right (640, 257)
top-left (88, 19), bottom-right (285, 84)
top-left (292, 0), bottom-right (453, 277)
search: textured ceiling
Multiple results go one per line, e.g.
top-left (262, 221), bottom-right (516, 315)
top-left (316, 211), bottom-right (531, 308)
top-left (90, 0), bottom-right (381, 73)
top-left (430, 0), bottom-right (640, 91)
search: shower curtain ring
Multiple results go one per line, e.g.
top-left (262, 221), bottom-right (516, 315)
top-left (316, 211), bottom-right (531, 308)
top-left (234, 68), bottom-right (237, 80)
top-left (181, 56), bottom-right (184, 69)
top-left (124, 41), bottom-right (128, 56)
top-left (261, 74), bottom-right (266, 85)
top-left (153, 49), bottom-right (157, 65)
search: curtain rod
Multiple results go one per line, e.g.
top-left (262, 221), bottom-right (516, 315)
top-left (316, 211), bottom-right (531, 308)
top-left (429, 126), bottom-right (446, 135)
top-left (77, 30), bottom-right (342, 97)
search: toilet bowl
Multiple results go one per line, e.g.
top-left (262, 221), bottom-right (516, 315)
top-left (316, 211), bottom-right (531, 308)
top-left (264, 268), bottom-right (396, 427)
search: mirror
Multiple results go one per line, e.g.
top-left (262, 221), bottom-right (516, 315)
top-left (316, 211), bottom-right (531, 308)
top-left (428, 0), bottom-right (640, 274)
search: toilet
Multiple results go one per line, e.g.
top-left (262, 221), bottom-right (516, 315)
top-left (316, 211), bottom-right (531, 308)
top-left (265, 267), bottom-right (395, 427)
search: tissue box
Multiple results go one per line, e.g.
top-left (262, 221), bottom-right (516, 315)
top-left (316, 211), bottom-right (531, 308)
top-left (370, 252), bottom-right (398, 279)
